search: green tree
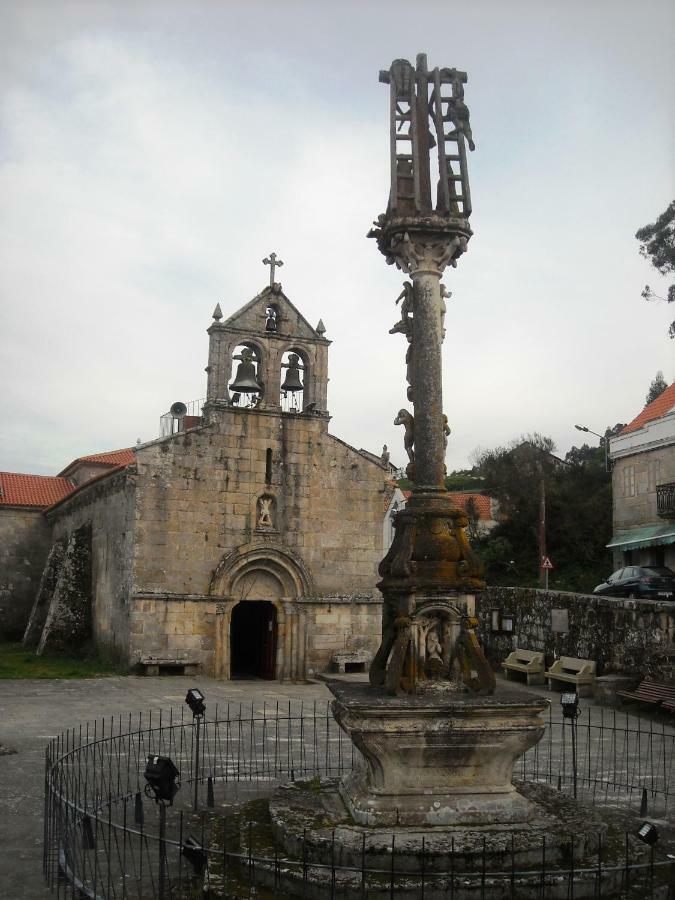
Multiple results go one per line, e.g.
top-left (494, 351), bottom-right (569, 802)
top-left (472, 433), bottom-right (611, 592)
top-left (636, 200), bottom-right (675, 338)
top-left (646, 370), bottom-right (668, 405)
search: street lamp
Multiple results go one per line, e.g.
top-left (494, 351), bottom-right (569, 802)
top-left (574, 424), bottom-right (609, 472)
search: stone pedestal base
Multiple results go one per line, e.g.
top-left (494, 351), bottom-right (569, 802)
top-left (329, 680), bottom-right (548, 826)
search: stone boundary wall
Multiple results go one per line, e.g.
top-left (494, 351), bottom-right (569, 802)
top-left (477, 586), bottom-right (675, 679)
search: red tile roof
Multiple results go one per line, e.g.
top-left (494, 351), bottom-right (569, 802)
top-left (448, 492), bottom-right (493, 519)
top-left (621, 383), bottom-right (675, 434)
top-left (58, 447), bottom-right (135, 477)
top-left (399, 490), bottom-right (493, 519)
top-left (0, 472), bottom-right (75, 508)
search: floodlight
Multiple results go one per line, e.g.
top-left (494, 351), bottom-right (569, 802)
top-left (182, 835), bottom-right (208, 874)
top-left (144, 755), bottom-right (180, 805)
top-left (560, 692), bottom-right (579, 719)
top-left (637, 821), bottom-right (659, 845)
top-left (185, 688), bottom-right (206, 717)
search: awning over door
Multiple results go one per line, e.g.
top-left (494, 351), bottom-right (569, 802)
top-left (607, 523), bottom-right (675, 551)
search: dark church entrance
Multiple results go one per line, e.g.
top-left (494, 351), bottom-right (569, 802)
top-left (230, 600), bottom-right (277, 679)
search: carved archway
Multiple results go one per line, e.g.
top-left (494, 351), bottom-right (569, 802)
top-left (209, 544), bottom-right (313, 682)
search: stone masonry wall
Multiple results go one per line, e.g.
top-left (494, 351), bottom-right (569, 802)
top-left (303, 596), bottom-right (383, 675)
top-left (477, 586), bottom-right (675, 679)
top-left (48, 472), bottom-right (136, 659)
top-left (132, 413), bottom-right (386, 597)
top-left (0, 507), bottom-right (52, 640)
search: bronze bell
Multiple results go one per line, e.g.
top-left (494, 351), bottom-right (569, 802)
top-left (230, 349), bottom-right (261, 394)
top-left (281, 354), bottom-right (304, 392)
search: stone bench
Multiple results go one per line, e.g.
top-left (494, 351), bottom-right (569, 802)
top-left (332, 649), bottom-right (371, 674)
top-left (545, 656), bottom-right (596, 697)
top-left (139, 656), bottom-right (201, 676)
top-left (502, 649), bottom-right (545, 685)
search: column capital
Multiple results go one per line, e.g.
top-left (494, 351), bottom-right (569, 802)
top-left (368, 216), bottom-right (472, 276)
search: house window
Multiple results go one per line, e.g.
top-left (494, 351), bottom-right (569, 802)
top-left (623, 465), bottom-right (635, 497)
top-left (648, 460), bottom-right (661, 492)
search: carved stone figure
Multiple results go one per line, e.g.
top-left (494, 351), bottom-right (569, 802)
top-left (440, 284), bottom-right (451, 337)
top-left (404, 340), bottom-right (414, 402)
top-left (443, 415), bottom-right (451, 451)
top-left (394, 409), bottom-right (414, 478)
top-left (440, 70), bottom-right (475, 151)
top-left (381, 444), bottom-right (390, 466)
top-left (389, 281), bottom-right (414, 336)
top-left (257, 497), bottom-right (274, 528)
top-left (426, 627), bottom-right (443, 662)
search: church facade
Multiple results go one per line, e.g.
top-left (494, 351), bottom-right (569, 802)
top-left (14, 278), bottom-right (389, 679)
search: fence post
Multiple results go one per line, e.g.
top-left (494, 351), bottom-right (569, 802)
top-left (158, 803), bottom-right (167, 900)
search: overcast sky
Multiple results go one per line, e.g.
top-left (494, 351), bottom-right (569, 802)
top-left (1, 0), bottom-right (673, 476)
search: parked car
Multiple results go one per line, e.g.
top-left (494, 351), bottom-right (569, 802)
top-left (593, 566), bottom-right (675, 599)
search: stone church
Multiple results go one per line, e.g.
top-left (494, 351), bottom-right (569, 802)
top-left (2, 273), bottom-right (390, 679)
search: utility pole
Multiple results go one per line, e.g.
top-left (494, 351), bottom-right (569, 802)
top-left (539, 469), bottom-right (547, 589)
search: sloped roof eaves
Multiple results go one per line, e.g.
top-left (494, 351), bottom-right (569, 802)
top-left (621, 383), bottom-right (675, 435)
top-left (45, 463), bottom-right (131, 514)
top-left (0, 472), bottom-right (75, 509)
top-left (58, 447), bottom-right (135, 477)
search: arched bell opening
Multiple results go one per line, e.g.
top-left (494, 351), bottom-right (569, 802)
top-left (280, 348), bottom-right (308, 413)
top-left (229, 342), bottom-right (264, 408)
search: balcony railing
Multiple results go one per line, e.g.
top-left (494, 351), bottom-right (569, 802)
top-left (657, 482), bottom-right (675, 518)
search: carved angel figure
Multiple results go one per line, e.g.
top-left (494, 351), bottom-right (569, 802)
top-left (426, 627), bottom-right (443, 663)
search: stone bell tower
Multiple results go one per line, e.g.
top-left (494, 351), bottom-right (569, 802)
top-left (203, 253), bottom-right (330, 418)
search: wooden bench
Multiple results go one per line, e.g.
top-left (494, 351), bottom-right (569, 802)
top-left (502, 649), bottom-right (545, 685)
top-left (545, 656), bottom-right (596, 697)
top-left (618, 678), bottom-right (675, 711)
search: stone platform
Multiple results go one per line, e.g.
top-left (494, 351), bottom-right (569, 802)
top-left (329, 680), bottom-right (548, 826)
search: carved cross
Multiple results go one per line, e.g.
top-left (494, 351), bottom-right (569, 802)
top-left (263, 252), bottom-right (284, 286)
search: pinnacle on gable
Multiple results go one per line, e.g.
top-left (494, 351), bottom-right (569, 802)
top-left (316, 319), bottom-right (326, 336)
top-left (212, 303), bottom-right (223, 321)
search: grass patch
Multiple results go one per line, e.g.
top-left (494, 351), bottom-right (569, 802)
top-left (0, 642), bottom-right (128, 679)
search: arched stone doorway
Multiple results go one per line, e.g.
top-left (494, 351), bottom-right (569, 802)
top-left (230, 601), bottom-right (277, 678)
top-left (209, 544), bottom-right (313, 681)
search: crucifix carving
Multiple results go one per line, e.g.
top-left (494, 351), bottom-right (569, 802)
top-left (263, 252), bottom-right (284, 286)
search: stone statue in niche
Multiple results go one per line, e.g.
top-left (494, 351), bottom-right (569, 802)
top-left (257, 496), bottom-right (274, 529)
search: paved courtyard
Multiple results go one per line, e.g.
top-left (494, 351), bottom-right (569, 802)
top-left (2, 673), bottom-right (674, 899)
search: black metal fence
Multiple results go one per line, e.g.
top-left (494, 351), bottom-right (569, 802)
top-left (44, 701), bottom-right (675, 898)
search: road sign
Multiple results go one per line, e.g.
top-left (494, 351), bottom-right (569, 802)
top-left (541, 556), bottom-right (554, 570)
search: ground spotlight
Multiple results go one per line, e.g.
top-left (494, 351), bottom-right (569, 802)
top-left (560, 692), bottom-right (580, 719)
top-left (637, 821), bottom-right (659, 845)
top-left (185, 688), bottom-right (206, 717)
top-left (182, 835), bottom-right (208, 874)
top-left (144, 755), bottom-right (180, 805)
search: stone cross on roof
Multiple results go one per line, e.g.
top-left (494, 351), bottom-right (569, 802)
top-left (263, 252), bottom-right (284, 286)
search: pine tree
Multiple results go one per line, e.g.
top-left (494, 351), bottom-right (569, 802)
top-left (646, 370), bottom-right (668, 405)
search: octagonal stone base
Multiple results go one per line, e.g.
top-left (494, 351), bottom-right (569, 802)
top-left (328, 680), bottom-right (548, 826)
